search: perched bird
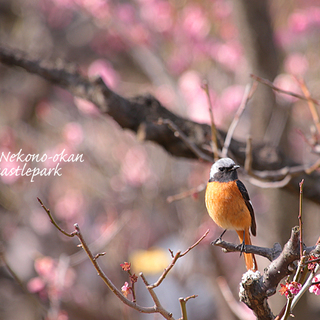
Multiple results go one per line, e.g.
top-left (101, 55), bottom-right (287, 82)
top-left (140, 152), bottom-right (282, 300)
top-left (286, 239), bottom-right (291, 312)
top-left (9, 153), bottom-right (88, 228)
top-left (205, 157), bottom-right (257, 271)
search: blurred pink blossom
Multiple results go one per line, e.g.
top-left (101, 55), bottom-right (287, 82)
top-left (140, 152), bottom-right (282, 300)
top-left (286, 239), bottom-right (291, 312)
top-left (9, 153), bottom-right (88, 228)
top-left (178, 71), bottom-right (222, 124)
top-left (116, 3), bottom-right (136, 24)
top-left (36, 100), bottom-right (53, 122)
top-left (88, 59), bottom-right (120, 90)
top-left (63, 122), bottom-right (84, 146)
top-left (54, 189), bottom-right (85, 222)
top-left (220, 85), bottom-right (245, 112)
top-left (212, 0), bottom-right (233, 20)
top-left (128, 23), bottom-right (151, 45)
top-left (75, 0), bottom-right (110, 20)
top-left (288, 11), bottom-right (309, 33)
top-left (121, 146), bottom-right (151, 186)
top-left (212, 42), bottom-right (243, 71)
top-left (27, 277), bottom-right (46, 293)
top-left (273, 74), bottom-right (301, 103)
top-left (35, 256), bottom-right (56, 281)
top-left (181, 4), bottom-right (210, 39)
top-left (284, 53), bottom-right (309, 76)
top-left (309, 274), bottom-right (320, 295)
top-left (44, 3), bottom-right (74, 29)
top-left (0, 148), bottom-right (21, 184)
top-left (74, 97), bottom-right (99, 115)
top-left (43, 143), bottom-right (73, 168)
top-left (140, 0), bottom-right (173, 33)
top-left (154, 85), bottom-right (176, 107)
top-left (167, 47), bottom-right (192, 74)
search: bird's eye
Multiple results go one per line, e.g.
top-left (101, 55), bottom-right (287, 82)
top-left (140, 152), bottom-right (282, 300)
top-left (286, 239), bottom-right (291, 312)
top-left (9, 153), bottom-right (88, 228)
top-left (219, 167), bottom-right (224, 172)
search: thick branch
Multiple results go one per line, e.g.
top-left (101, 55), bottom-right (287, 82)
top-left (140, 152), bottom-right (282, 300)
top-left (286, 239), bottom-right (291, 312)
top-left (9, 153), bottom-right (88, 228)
top-left (213, 239), bottom-right (283, 262)
top-left (214, 227), bottom-right (320, 320)
top-left (2, 47), bottom-right (320, 203)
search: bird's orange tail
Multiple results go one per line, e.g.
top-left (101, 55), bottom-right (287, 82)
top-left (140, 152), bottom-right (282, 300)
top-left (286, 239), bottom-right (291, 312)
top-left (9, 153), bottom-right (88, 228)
top-left (236, 229), bottom-right (258, 271)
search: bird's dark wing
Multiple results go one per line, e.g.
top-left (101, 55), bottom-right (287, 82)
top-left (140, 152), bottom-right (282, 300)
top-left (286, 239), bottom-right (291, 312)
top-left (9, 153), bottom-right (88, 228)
top-left (236, 180), bottom-right (257, 236)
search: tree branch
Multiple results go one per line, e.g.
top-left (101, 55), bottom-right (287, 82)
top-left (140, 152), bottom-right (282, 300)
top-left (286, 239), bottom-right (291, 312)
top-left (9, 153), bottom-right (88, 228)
top-left (2, 47), bottom-right (320, 204)
top-left (214, 227), bottom-right (320, 320)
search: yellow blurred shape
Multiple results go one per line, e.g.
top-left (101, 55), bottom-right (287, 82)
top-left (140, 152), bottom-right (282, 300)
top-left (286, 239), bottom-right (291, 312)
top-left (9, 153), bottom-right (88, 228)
top-left (130, 247), bottom-right (170, 275)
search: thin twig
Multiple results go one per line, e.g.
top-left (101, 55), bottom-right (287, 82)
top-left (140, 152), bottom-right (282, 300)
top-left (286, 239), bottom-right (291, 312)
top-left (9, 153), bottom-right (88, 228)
top-left (244, 135), bottom-right (253, 174)
top-left (37, 199), bottom-right (162, 315)
top-left (280, 296), bottom-right (293, 320)
top-left (37, 198), bottom-right (75, 238)
top-left (247, 174), bottom-right (292, 189)
top-left (180, 229), bottom-right (210, 257)
top-left (216, 277), bottom-right (254, 320)
top-left (298, 180), bottom-right (304, 258)
top-left (179, 297), bottom-right (188, 320)
top-left (140, 272), bottom-right (173, 320)
top-left (297, 78), bottom-right (320, 135)
top-left (149, 229), bottom-right (209, 289)
top-left (202, 80), bottom-right (219, 161)
top-left (291, 264), bottom-right (320, 311)
top-left (221, 82), bottom-right (256, 158)
top-left (158, 118), bottom-right (213, 162)
top-left (166, 183), bottom-right (206, 203)
top-left (178, 295), bottom-right (198, 320)
top-left (251, 74), bottom-right (320, 106)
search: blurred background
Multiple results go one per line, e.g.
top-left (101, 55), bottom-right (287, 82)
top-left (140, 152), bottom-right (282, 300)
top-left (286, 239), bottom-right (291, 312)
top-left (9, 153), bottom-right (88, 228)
top-left (0, 0), bottom-right (320, 319)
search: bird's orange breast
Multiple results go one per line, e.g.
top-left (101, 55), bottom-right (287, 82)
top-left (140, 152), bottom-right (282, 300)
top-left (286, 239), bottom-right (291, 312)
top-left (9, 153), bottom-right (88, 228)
top-left (205, 181), bottom-right (251, 231)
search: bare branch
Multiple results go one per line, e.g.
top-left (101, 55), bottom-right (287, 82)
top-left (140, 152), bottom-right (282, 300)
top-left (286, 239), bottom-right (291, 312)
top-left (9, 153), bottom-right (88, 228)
top-left (178, 295), bottom-right (198, 320)
top-left (158, 118), bottom-right (213, 162)
top-left (251, 74), bottom-right (320, 106)
top-left (37, 199), bottom-right (164, 316)
top-left (202, 80), bottom-right (219, 161)
top-left (222, 82), bottom-right (256, 157)
top-left (297, 78), bottom-right (320, 135)
top-left (213, 238), bottom-right (282, 262)
top-left (166, 183), bottom-right (206, 203)
top-left (37, 198), bottom-right (76, 238)
top-left (148, 229), bottom-right (209, 289)
top-left (3, 47), bottom-right (320, 204)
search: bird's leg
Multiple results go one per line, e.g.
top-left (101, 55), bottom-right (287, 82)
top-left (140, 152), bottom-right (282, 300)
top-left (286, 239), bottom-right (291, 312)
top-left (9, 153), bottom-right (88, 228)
top-left (212, 229), bottom-right (227, 245)
top-left (219, 229), bottom-right (227, 240)
top-left (239, 230), bottom-right (245, 257)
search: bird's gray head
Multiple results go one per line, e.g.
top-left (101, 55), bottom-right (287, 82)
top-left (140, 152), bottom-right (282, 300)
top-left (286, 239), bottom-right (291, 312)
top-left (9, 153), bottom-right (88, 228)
top-left (209, 158), bottom-right (240, 182)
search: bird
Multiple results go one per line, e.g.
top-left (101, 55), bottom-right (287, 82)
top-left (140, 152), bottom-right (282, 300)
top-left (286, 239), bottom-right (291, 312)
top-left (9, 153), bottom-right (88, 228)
top-left (205, 157), bottom-right (257, 271)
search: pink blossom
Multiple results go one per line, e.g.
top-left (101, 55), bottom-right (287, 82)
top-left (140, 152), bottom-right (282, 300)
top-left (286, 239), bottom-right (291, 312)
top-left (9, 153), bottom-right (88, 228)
top-left (121, 282), bottom-right (131, 298)
top-left (273, 74), bottom-right (301, 103)
top-left (140, 0), bottom-right (173, 33)
top-left (34, 257), bottom-right (56, 281)
top-left (27, 277), bottom-right (46, 293)
top-left (181, 4), bottom-right (210, 39)
top-left (121, 146), bottom-right (151, 186)
top-left (288, 11), bottom-right (309, 33)
top-left (0, 150), bottom-right (21, 184)
top-left (63, 122), bottom-right (84, 146)
top-left (74, 97), bottom-right (99, 115)
top-left (280, 281), bottom-right (302, 297)
top-left (88, 59), bottom-right (120, 90)
top-left (284, 53), bottom-right (309, 76)
top-left (178, 70), bottom-right (222, 124)
top-left (116, 3), bottom-right (136, 24)
top-left (212, 0), bottom-right (233, 20)
top-left (287, 281), bottom-right (302, 295)
top-left (213, 42), bottom-right (243, 71)
top-left (54, 189), bottom-right (85, 222)
top-left (220, 85), bottom-right (245, 112)
top-left (309, 275), bottom-right (320, 295)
